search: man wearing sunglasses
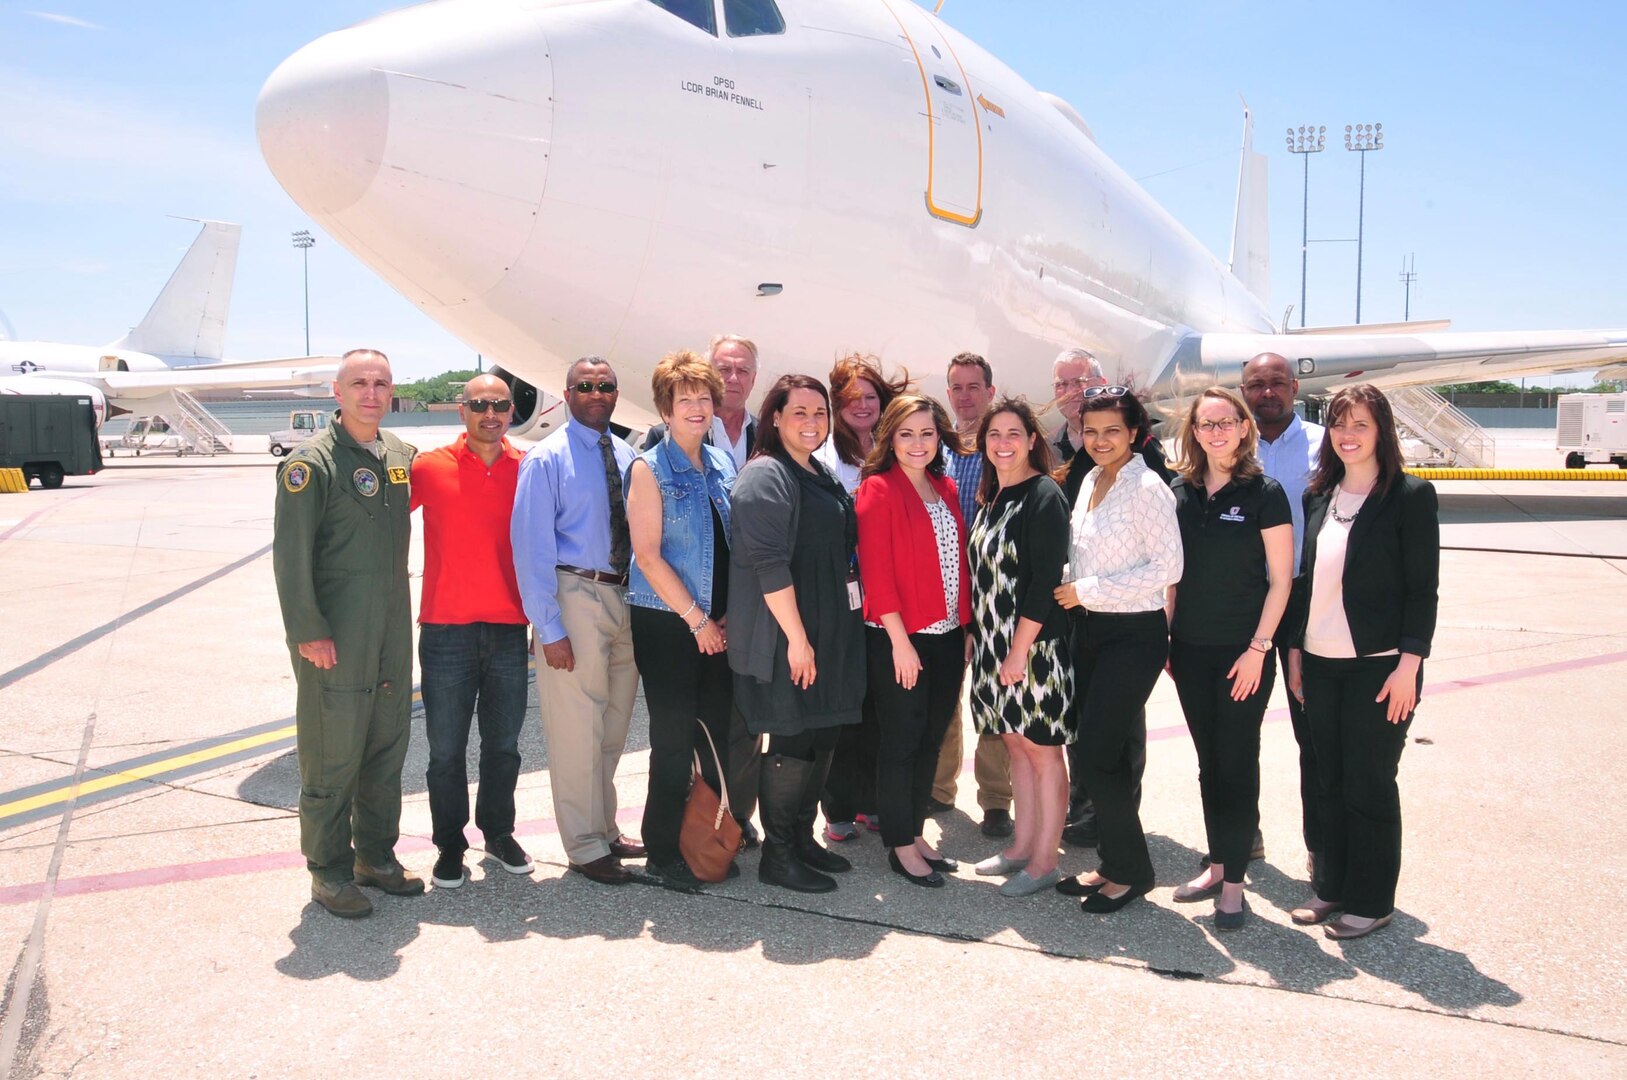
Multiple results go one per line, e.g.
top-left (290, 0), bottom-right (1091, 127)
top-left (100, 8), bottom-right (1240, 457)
top-left (410, 374), bottom-right (532, 889)
top-left (512, 357), bottom-right (646, 885)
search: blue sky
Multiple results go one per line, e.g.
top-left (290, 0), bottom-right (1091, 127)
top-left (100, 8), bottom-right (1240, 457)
top-left (1, 1), bottom-right (1622, 381)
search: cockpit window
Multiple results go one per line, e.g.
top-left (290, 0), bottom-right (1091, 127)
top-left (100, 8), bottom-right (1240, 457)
top-left (724, 0), bottom-right (784, 37)
top-left (647, 0), bottom-right (716, 35)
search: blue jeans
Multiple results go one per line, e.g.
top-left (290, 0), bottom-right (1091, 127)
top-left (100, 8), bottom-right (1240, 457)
top-left (419, 622), bottom-right (530, 854)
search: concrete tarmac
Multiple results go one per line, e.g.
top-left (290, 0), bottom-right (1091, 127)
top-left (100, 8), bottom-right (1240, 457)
top-left (1, 428), bottom-right (1625, 1077)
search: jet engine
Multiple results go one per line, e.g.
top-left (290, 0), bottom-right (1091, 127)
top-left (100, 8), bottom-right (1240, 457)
top-left (487, 365), bottom-right (564, 443)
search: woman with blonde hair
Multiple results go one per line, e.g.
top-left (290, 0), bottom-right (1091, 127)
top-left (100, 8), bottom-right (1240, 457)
top-left (1165, 386), bottom-right (1293, 929)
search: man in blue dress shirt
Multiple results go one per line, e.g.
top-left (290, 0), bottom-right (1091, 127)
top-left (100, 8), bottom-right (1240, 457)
top-left (512, 357), bottom-right (647, 885)
top-left (1242, 351), bottom-right (1328, 880)
top-left (930, 352), bottom-right (1015, 838)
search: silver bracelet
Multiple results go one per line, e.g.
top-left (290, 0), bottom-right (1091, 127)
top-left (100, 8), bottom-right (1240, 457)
top-left (678, 600), bottom-right (698, 622)
top-left (690, 613), bottom-right (710, 636)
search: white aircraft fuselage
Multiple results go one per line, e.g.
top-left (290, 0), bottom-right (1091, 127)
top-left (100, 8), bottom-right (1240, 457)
top-left (256, 0), bottom-right (1624, 436)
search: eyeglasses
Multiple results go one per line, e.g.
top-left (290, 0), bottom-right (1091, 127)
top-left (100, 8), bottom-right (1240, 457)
top-left (1082, 384), bottom-right (1129, 399)
top-left (715, 365), bottom-right (755, 380)
top-left (464, 398), bottom-right (513, 414)
top-left (1195, 418), bottom-right (1241, 434)
top-left (572, 380), bottom-right (618, 395)
top-left (1052, 375), bottom-right (1102, 392)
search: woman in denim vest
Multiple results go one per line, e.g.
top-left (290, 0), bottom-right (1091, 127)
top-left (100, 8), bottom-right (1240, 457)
top-left (625, 350), bottom-right (737, 888)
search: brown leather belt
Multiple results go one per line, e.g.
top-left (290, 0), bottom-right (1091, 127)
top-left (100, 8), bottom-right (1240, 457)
top-left (559, 564), bottom-right (628, 587)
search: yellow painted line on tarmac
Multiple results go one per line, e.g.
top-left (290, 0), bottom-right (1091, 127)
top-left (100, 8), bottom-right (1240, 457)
top-left (1407, 467), bottom-right (1627, 481)
top-left (0, 726), bottom-right (295, 819)
top-left (0, 686), bottom-right (429, 822)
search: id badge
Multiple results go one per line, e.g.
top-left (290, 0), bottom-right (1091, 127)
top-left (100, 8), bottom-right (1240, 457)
top-left (846, 571), bottom-right (862, 611)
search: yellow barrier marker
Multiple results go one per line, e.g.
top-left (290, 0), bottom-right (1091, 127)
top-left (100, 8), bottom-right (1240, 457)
top-left (1406, 468), bottom-right (1627, 481)
top-left (0, 469), bottom-right (28, 494)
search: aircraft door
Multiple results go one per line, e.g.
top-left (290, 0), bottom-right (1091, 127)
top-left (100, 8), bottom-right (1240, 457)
top-left (881, 0), bottom-right (983, 227)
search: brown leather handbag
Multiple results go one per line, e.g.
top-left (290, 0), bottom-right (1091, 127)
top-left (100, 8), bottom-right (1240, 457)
top-left (678, 719), bottom-right (742, 883)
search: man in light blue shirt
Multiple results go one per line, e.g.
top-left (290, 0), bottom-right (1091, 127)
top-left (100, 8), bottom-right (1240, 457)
top-left (1241, 351), bottom-right (1327, 881)
top-left (931, 351), bottom-right (1015, 839)
top-left (512, 356), bottom-right (645, 885)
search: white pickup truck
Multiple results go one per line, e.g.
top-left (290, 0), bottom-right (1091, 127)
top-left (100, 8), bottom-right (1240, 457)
top-left (268, 409), bottom-right (330, 457)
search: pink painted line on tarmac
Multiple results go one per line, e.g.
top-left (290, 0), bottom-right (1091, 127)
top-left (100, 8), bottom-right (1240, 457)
top-left (0, 809), bottom-right (644, 907)
top-left (10, 647), bottom-right (1627, 908)
top-left (0, 492), bottom-right (87, 543)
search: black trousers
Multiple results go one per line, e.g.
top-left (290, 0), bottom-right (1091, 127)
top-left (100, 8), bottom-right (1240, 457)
top-left (630, 606), bottom-right (732, 865)
top-left (1301, 652), bottom-right (1417, 919)
top-left (1072, 610), bottom-right (1168, 888)
top-left (823, 688), bottom-right (880, 822)
top-left (768, 727), bottom-right (840, 761)
top-left (865, 626), bottom-right (965, 848)
top-left (1067, 710), bottom-right (1145, 821)
top-left (727, 704), bottom-right (761, 825)
top-left (1276, 644), bottom-right (1324, 858)
top-left (1170, 639), bottom-right (1274, 884)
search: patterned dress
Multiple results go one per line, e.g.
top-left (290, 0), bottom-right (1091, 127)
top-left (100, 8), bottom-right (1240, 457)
top-left (968, 475), bottom-right (1075, 745)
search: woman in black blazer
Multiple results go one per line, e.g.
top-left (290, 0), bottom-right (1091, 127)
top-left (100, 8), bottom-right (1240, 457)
top-left (1286, 384), bottom-right (1439, 940)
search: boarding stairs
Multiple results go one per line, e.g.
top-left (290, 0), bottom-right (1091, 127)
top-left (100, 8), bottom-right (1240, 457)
top-left (163, 390), bottom-right (234, 455)
top-left (1387, 386), bottom-right (1494, 468)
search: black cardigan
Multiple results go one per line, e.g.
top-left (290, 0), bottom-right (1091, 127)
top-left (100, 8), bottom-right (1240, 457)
top-left (1288, 473), bottom-right (1440, 658)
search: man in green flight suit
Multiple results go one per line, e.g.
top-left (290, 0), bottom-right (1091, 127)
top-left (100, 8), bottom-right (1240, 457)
top-left (274, 348), bottom-right (424, 918)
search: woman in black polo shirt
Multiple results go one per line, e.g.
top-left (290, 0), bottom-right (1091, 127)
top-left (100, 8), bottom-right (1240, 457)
top-left (1167, 387), bottom-right (1293, 930)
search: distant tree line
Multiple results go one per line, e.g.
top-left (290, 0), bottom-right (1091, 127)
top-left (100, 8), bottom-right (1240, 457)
top-left (396, 369), bottom-right (483, 405)
top-left (1431, 379), bottom-right (1623, 396)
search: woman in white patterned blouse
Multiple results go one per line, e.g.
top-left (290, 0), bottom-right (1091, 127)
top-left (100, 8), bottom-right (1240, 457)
top-left (1053, 386), bottom-right (1183, 914)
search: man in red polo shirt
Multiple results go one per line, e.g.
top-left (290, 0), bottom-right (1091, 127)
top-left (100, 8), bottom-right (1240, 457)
top-left (411, 373), bottom-right (532, 889)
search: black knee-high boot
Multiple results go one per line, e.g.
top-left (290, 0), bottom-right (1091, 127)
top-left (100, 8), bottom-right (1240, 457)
top-left (795, 749), bottom-right (852, 874)
top-left (757, 754), bottom-right (837, 893)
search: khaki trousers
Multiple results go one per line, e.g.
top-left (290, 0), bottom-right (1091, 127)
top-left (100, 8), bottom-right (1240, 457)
top-left (932, 700), bottom-right (1012, 811)
top-left (535, 572), bottom-right (638, 865)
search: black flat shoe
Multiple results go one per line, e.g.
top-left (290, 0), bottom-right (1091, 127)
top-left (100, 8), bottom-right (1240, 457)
top-left (1080, 881), bottom-right (1150, 914)
top-left (888, 850), bottom-right (944, 888)
top-left (1055, 875), bottom-right (1105, 897)
top-left (922, 854), bottom-right (958, 874)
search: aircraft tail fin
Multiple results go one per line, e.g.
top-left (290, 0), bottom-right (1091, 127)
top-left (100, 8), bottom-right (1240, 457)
top-left (114, 220), bottom-right (240, 363)
top-left (1228, 100), bottom-right (1269, 306)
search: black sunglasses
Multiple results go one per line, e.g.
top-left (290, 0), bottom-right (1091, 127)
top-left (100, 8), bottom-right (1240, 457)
top-left (464, 398), bottom-right (513, 414)
top-left (1082, 384), bottom-right (1130, 399)
top-left (572, 380), bottom-right (618, 395)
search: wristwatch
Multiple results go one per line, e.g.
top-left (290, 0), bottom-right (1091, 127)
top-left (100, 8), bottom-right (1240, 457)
top-left (1249, 637), bottom-right (1272, 653)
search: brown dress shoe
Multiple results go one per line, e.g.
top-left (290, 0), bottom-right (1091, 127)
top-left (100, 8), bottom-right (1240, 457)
top-left (569, 854), bottom-right (633, 885)
top-left (353, 859), bottom-right (426, 896)
top-left (311, 879), bottom-right (373, 919)
top-left (608, 837), bottom-right (647, 860)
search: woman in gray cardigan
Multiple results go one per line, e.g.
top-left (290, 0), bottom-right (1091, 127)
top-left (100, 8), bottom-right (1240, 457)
top-left (729, 374), bottom-right (866, 893)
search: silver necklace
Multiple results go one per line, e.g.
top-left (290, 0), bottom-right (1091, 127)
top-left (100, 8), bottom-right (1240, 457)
top-left (1328, 485), bottom-right (1365, 524)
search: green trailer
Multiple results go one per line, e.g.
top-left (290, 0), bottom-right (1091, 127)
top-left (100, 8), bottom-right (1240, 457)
top-left (0, 394), bottom-right (104, 488)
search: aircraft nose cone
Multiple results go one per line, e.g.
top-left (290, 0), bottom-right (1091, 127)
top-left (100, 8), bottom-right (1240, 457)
top-left (257, 34), bottom-right (388, 216)
top-left (255, 2), bottom-right (554, 306)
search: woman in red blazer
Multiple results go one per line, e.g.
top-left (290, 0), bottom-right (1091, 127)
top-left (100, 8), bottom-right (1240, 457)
top-left (855, 395), bottom-right (973, 887)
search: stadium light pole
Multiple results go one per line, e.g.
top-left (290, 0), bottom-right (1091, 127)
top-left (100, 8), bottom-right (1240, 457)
top-left (1285, 125), bottom-right (1326, 328)
top-left (1344, 123), bottom-right (1384, 324)
top-left (292, 230), bottom-right (316, 355)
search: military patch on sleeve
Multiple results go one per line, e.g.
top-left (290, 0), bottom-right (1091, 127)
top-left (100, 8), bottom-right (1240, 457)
top-left (353, 467), bottom-right (380, 497)
top-left (387, 467), bottom-right (409, 484)
top-left (283, 461), bottom-right (311, 494)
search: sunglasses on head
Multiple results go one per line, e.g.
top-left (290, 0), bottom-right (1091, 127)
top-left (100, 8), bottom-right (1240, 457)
top-left (572, 380), bottom-right (618, 395)
top-left (1082, 384), bottom-right (1130, 399)
top-left (464, 398), bottom-right (513, 414)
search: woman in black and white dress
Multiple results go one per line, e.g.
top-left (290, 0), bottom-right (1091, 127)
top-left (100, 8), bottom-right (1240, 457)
top-left (965, 399), bottom-right (1074, 896)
